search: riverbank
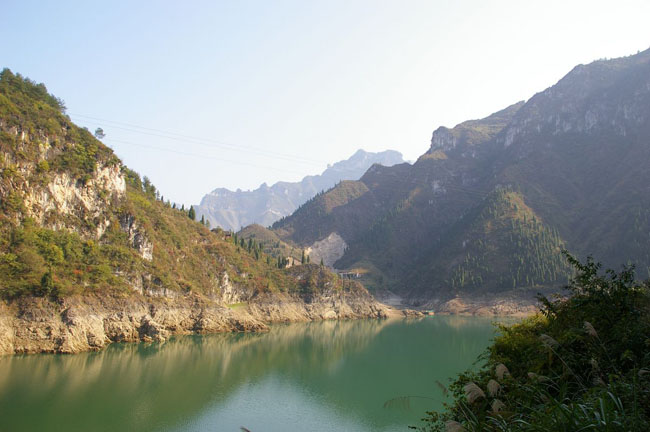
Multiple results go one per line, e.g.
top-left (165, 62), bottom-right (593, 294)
top-left (0, 288), bottom-right (389, 356)
top-left (0, 287), bottom-right (544, 356)
top-left (377, 289), bottom-right (540, 318)
top-left (423, 290), bottom-right (543, 317)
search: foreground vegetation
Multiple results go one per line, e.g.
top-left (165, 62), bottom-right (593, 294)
top-left (416, 253), bottom-right (650, 431)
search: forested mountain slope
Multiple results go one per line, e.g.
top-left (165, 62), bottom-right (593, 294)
top-left (272, 48), bottom-right (650, 302)
top-left (0, 69), bottom-right (386, 355)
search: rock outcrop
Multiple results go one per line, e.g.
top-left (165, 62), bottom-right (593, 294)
top-left (306, 232), bottom-right (347, 267)
top-left (119, 214), bottom-right (153, 261)
top-left (426, 291), bottom-right (541, 317)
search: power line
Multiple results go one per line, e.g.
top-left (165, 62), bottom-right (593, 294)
top-left (106, 138), bottom-right (310, 176)
top-left (69, 112), bottom-right (327, 167)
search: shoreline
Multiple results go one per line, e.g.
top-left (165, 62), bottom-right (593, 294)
top-left (0, 288), bottom-right (388, 356)
top-left (0, 288), bottom-right (541, 356)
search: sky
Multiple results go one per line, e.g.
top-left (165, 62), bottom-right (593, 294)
top-left (3, 0), bottom-right (650, 206)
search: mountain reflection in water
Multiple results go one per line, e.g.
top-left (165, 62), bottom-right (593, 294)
top-left (0, 316), bottom-right (505, 432)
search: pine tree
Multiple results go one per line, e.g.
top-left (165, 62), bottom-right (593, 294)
top-left (200, 215), bottom-right (205, 225)
top-left (301, 249), bottom-right (305, 264)
top-left (188, 206), bottom-right (196, 220)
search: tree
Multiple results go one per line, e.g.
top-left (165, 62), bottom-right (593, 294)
top-left (301, 249), bottom-right (305, 264)
top-left (38, 270), bottom-right (55, 297)
top-left (188, 206), bottom-right (196, 220)
top-left (94, 127), bottom-right (105, 139)
top-left (142, 176), bottom-right (156, 197)
top-left (200, 215), bottom-right (205, 225)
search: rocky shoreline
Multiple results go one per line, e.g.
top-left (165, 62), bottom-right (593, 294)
top-left (422, 290), bottom-right (544, 317)
top-left (378, 289), bottom-right (541, 318)
top-left (0, 288), bottom-right (389, 356)
top-left (0, 288), bottom-right (545, 356)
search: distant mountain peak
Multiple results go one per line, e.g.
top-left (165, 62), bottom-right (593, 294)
top-left (195, 149), bottom-right (404, 231)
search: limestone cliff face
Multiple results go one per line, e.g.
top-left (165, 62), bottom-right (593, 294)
top-left (306, 232), bottom-right (347, 267)
top-left (1, 122), bottom-right (126, 239)
top-left (24, 164), bottom-right (126, 238)
top-left (119, 214), bottom-right (153, 261)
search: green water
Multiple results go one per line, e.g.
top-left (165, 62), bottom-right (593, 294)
top-left (0, 316), bottom-right (505, 432)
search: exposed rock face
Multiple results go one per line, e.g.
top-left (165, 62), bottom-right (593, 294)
top-left (247, 289), bottom-right (388, 323)
top-left (427, 292), bottom-right (540, 317)
top-left (23, 164), bottom-right (125, 238)
top-left (306, 232), bottom-right (347, 267)
top-left (0, 295), bottom-right (265, 355)
top-left (217, 272), bottom-right (247, 305)
top-left (0, 288), bottom-right (389, 355)
top-left (195, 149), bottom-right (405, 231)
top-left (119, 214), bottom-right (154, 261)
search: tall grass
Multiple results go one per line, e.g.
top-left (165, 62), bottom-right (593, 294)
top-left (413, 252), bottom-right (650, 432)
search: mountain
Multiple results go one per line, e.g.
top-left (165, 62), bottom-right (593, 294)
top-left (0, 69), bottom-right (387, 355)
top-left (270, 48), bottom-right (650, 303)
top-left (194, 149), bottom-right (405, 231)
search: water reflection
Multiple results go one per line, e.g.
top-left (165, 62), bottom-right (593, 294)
top-left (0, 317), bottom-right (502, 432)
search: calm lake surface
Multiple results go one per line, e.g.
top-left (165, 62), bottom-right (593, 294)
top-left (0, 316), bottom-right (506, 432)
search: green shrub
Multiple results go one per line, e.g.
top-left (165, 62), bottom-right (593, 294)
top-left (415, 252), bottom-right (650, 432)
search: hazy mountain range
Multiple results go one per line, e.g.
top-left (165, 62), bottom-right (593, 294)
top-left (195, 149), bottom-right (404, 231)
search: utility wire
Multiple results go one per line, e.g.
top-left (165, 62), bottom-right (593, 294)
top-left (70, 112), bottom-right (327, 167)
top-left (106, 138), bottom-right (310, 176)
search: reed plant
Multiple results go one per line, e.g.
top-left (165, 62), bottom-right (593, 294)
top-left (413, 252), bottom-right (650, 432)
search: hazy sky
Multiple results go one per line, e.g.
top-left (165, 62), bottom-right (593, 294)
top-left (3, 0), bottom-right (650, 205)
